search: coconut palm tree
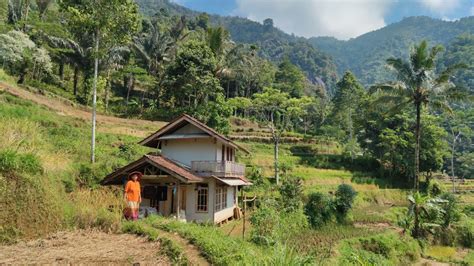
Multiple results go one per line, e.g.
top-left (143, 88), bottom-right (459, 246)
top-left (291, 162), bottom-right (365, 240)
top-left (371, 40), bottom-right (465, 190)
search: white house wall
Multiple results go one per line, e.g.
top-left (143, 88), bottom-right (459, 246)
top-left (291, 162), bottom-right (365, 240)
top-left (161, 138), bottom-right (217, 166)
top-left (185, 180), bottom-right (215, 223)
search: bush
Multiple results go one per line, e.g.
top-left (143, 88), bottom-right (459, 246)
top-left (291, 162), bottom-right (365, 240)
top-left (247, 166), bottom-right (267, 187)
top-left (439, 192), bottom-right (461, 228)
top-left (427, 179), bottom-right (444, 196)
top-left (456, 219), bottom-right (474, 248)
top-left (0, 150), bottom-right (43, 175)
top-left (334, 184), bottom-right (357, 223)
top-left (250, 198), bottom-right (307, 246)
top-left (250, 199), bottom-right (280, 245)
top-left (304, 192), bottom-right (333, 228)
top-left (338, 233), bottom-right (421, 265)
top-left (279, 177), bottom-right (303, 212)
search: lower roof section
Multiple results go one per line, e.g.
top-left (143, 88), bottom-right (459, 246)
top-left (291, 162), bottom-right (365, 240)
top-left (213, 176), bottom-right (252, 186)
top-left (101, 154), bottom-right (204, 185)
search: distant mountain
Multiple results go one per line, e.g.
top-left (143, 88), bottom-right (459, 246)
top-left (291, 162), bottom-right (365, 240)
top-left (135, 0), bottom-right (339, 94)
top-left (309, 16), bottom-right (474, 85)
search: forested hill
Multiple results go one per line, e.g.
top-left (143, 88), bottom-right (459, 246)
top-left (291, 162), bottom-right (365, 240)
top-left (309, 16), bottom-right (474, 85)
top-left (135, 0), bottom-right (338, 94)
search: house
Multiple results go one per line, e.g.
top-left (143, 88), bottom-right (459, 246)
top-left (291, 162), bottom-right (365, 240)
top-left (101, 114), bottom-right (252, 223)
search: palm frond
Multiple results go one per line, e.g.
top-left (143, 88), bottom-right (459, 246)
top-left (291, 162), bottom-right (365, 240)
top-left (386, 58), bottom-right (414, 84)
top-left (428, 99), bottom-right (453, 114)
top-left (436, 63), bottom-right (468, 84)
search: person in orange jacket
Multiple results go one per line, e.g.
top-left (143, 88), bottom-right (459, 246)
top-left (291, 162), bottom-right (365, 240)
top-left (124, 171), bottom-right (142, 220)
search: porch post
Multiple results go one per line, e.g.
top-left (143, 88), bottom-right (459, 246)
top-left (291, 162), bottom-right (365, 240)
top-left (176, 182), bottom-right (180, 220)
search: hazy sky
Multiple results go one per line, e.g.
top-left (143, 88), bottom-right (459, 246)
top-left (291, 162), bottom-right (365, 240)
top-left (171, 0), bottom-right (474, 40)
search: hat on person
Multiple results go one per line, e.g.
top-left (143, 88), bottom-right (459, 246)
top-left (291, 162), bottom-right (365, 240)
top-left (128, 171), bottom-right (143, 181)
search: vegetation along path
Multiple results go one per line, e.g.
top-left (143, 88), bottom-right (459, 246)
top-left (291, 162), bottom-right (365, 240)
top-left (0, 82), bottom-right (165, 138)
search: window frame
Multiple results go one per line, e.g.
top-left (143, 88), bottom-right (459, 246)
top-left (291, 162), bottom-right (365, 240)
top-left (215, 186), bottom-right (227, 211)
top-left (196, 185), bottom-right (208, 213)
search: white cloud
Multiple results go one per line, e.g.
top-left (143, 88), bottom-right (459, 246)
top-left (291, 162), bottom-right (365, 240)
top-left (233, 0), bottom-right (392, 40)
top-left (420, 0), bottom-right (460, 14)
top-left (471, 6), bottom-right (474, 15)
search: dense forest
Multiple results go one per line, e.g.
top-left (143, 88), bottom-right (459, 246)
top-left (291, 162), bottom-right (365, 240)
top-left (310, 16), bottom-right (474, 87)
top-left (1, 0), bottom-right (474, 264)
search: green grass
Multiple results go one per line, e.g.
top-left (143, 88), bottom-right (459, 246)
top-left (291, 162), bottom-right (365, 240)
top-left (0, 90), bottom-right (148, 241)
top-left (425, 246), bottom-right (457, 262)
top-left (338, 232), bottom-right (421, 265)
top-left (141, 216), bottom-right (312, 265)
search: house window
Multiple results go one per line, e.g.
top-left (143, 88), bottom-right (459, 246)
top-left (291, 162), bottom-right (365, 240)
top-left (196, 185), bottom-right (208, 212)
top-left (215, 186), bottom-right (227, 211)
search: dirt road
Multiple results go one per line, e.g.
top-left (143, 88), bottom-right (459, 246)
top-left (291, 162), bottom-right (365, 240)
top-left (0, 230), bottom-right (168, 265)
top-left (0, 82), bottom-right (165, 138)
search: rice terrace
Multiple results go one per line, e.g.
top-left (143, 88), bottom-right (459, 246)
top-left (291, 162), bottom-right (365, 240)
top-left (0, 0), bottom-right (473, 265)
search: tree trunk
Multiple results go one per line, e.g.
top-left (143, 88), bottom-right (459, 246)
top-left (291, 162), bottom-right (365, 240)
top-left (91, 30), bottom-right (99, 164)
top-left (73, 66), bottom-right (79, 96)
top-left (274, 137), bottom-right (279, 185)
top-left (348, 108), bottom-right (354, 162)
top-left (105, 70), bottom-right (111, 113)
top-left (414, 103), bottom-right (421, 191)
top-left (451, 131), bottom-right (460, 193)
top-left (125, 74), bottom-right (134, 105)
top-left (59, 62), bottom-right (64, 81)
top-left (22, 0), bottom-right (30, 31)
top-left (413, 206), bottom-right (420, 238)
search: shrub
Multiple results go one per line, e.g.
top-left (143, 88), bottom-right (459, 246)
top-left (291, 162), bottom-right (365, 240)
top-left (439, 192), bottom-right (461, 228)
top-left (250, 199), bottom-right (280, 245)
top-left (279, 177), bottom-right (303, 213)
top-left (247, 166), bottom-right (267, 186)
top-left (0, 150), bottom-right (43, 175)
top-left (250, 198), bottom-right (307, 245)
top-left (334, 184), bottom-right (357, 223)
top-left (456, 219), bottom-right (474, 248)
top-left (427, 179), bottom-right (444, 196)
top-left (338, 233), bottom-right (421, 265)
top-left (304, 192), bottom-right (333, 228)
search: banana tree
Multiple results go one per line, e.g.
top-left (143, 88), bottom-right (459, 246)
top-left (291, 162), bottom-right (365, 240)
top-left (407, 192), bottom-right (447, 238)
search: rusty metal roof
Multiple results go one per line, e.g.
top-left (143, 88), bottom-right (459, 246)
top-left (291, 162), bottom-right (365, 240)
top-left (101, 154), bottom-right (204, 185)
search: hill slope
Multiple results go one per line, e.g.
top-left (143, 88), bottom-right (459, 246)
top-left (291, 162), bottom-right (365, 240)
top-left (309, 16), bottom-right (474, 85)
top-left (135, 0), bottom-right (338, 94)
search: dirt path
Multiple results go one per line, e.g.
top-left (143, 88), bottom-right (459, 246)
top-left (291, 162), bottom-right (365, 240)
top-left (0, 82), bottom-right (165, 137)
top-left (0, 230), bottom-right (169, 265)
top-left (156, 229), bottom-right (210, 266)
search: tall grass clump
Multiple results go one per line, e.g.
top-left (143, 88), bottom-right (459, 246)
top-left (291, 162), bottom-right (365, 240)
top-left (64, 188), bottom-right (124, 232)
top-left (338, 232), bottom-right (421, 265)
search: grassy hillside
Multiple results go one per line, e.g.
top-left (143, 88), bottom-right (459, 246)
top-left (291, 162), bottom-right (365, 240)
top-left (0, 80), bottom-right (151, 242)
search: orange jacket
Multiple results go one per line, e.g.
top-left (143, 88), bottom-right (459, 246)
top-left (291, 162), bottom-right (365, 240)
top-left (125, 180), bottom-right (141, 202)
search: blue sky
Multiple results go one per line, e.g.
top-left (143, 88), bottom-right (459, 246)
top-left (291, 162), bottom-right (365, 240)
top-left (172, 0), bottom-right (474, 40)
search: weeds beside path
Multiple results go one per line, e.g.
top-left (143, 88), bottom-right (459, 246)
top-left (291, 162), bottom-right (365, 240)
top-left (0, 82), bottom-right (165, 137)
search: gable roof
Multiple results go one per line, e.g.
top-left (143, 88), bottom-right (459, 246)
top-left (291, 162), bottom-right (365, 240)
top-left (101, 154), bottom-right (204, 185)
top-left (139, 114), bottom-right (250, 153)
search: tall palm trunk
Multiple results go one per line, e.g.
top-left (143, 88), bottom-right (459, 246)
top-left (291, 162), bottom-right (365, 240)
top-left (91, 29), bottom-right (99, 164)
top-left (414, 102), bottom-right (421, 191)
top-left (73, 66), bottom-right (79, 96)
